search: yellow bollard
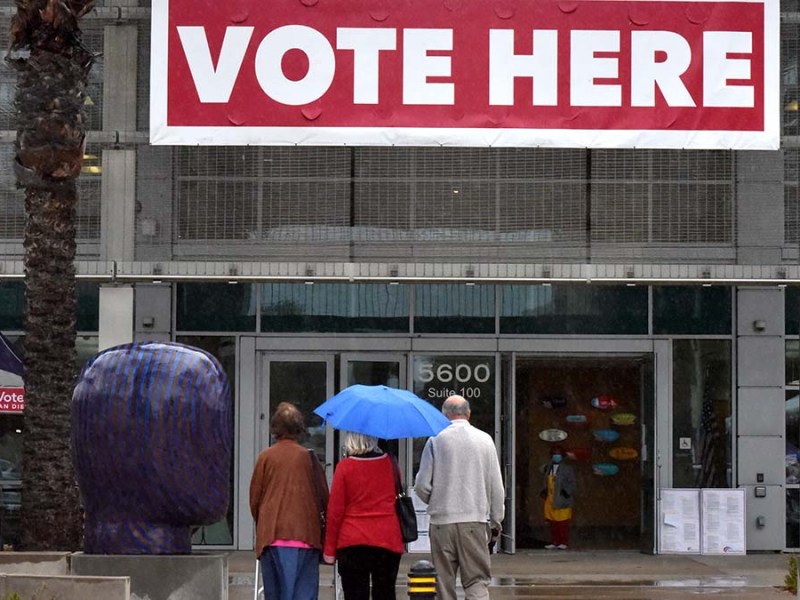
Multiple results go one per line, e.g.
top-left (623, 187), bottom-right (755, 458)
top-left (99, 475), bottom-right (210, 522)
top-left (408, 559), bottom-right (437, 599)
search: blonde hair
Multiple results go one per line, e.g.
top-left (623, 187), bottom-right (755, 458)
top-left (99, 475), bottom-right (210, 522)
top-left (342, 431), bottom-right (379, 456)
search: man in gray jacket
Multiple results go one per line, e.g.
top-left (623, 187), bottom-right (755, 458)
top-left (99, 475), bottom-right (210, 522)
top-left (414, 395), bottom-right (505, 600)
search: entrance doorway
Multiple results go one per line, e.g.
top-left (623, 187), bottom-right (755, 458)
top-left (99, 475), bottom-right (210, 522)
top-left (256, 352), bottom-right (407, 480)
top-left (239, 338), bottom-right (662, 553)
top-left (514, 355), bottom-right (653, 550)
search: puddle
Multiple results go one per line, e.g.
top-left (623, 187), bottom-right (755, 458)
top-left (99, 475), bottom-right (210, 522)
top-left (489, 576), bottom-right (758, 588)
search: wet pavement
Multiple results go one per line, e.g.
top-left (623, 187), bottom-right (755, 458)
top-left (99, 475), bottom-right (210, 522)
top-left (228, 549), bottom-right (793, 599)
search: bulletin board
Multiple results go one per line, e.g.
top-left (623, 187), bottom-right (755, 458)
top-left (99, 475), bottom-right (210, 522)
top-left (658, 489), bottom-right (701, 554)
top-left (658, 488), bottom-right (746, 555)
top-left (701, 489), bottom-right (746, 555)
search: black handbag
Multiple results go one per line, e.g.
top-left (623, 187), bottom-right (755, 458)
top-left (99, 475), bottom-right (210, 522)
top-left (389, 454), bottom-right (418, 544)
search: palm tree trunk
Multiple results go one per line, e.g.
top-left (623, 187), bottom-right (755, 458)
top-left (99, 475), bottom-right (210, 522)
top-left (8, 0), bottom-right (95, 550)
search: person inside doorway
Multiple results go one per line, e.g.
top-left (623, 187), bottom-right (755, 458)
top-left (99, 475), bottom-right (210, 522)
top-left (541, 444), bottom-right (576, 550)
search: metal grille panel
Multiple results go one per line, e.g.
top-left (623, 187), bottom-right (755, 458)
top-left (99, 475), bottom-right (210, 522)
top-left (168, 146), bottom-right (593, 256)
top-left (162, 145), bottom-right (739, 260)
top-left (591, 183), bottom-right (650, 243)
top-left (651, 183), bottom-right (732, 243)
top-left (1, 9), bottom-right (795, 267)
top-left (137, 21), bottom-right (151, 132)
top-left (0, 144), bottom-right (24, 241)
top-left (591, 150), bottom-right (734, 245)
top-left (786, 149), bottom-right (800, 245)
top-left (784, 20), bottom-right (800, 137)
top-left (0, 143), bottom-right (101, 245)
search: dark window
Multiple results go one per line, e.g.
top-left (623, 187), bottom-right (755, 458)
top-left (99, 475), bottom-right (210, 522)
top-left (177, 284), bottom-right (256, 332)
top-left (653, 286), bottom-right (731, 335)
top-left (501, 285), bottom-right (648, 334)
top-left (0, 282), bottom-right (98, 332)
top-left (414, 284), bottom-right (495, 334)
top-left (787, 287), bottom-right (800, 336)
top-left (0, 283), bottom-right (24, 331)
top-left (76, 283), bottom-right (100, 332)
top-left (261, 283), bottom-right (409, 333)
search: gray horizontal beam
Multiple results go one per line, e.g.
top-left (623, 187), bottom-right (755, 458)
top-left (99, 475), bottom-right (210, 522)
top-left (1, 260), bottom-right (800, 285)
top-left (0, 131), bottom-right (149, 145)
top-left (0, 6), bottom-right (151, 18)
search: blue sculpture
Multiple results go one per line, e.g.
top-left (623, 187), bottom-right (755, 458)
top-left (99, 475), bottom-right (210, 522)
top-left (72, 342), bottom-right (233, 554)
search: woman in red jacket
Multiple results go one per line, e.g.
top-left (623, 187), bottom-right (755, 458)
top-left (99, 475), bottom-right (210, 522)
top-left (323, 431), bottom-right (405, 600)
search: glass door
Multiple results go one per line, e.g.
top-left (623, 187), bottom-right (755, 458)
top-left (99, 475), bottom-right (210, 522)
top-left (410, 354), bottom-right (497, 476)
top-left (339, 353), bottom-right (407, 466)
top-left (259, 354), bottom-right (335, 480)
top-left (340, 354), bottom-right (404, 389)
top-left (513, 352), bottom-right (652, 550)
top-left (640, 351), bottom-right (657, 553)
top-left (502, 352), bottom-right (516, 553)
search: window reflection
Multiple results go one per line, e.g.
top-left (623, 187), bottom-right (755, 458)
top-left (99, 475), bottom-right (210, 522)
top-left (653, 286), bottom-right (731, 335)
top-left (501, 285), bottom-right (647, 334)
top-left (788, 489), bottom-right (800, 549)
top-left (261, 283), bottom-right (409, 333)
top-left (789, 341), bottom-right (800, 386)
top-left (0, 283), bottom-right (24, 331)
top-left (672, 340), bottom-right (732, 488)
top-left (414, 284), bottom-right (495, 334)
top-left (177, 283), bottom-right (256, 332)
top-left (787, 390), bottom-right (800, 487)
top-left (0, 282), bottom-right (99, 333)
top-left (411, 355), bottom-right (495, 475)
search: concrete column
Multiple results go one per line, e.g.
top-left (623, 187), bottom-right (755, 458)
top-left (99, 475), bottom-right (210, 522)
top-left (736, 151), bottom-right (784, 264)
top-left (134, 284), bottom-right (171, 343)
top-left (98, 286), bottom-right (134, 351)
top-left (103, 13), bottom-right (137, 133)
top-left (736, 286), bottom-right (785, 550)
top-left (100, 149), bottom-right (137, 261)
top-left (98, 10), bottom-right (140, 346)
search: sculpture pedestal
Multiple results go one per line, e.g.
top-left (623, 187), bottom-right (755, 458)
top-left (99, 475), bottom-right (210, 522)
top-left (71, 552), bottom-right (227, 600)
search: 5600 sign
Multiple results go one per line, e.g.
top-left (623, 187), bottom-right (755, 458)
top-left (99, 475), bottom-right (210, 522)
top-left (414, 357), bottom-right (494, 400)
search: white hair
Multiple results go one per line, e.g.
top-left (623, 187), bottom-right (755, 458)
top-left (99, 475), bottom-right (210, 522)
top-left (442, 395), bottom-right (470, 418)
top-left (342, 430), bottom-right (379, 456)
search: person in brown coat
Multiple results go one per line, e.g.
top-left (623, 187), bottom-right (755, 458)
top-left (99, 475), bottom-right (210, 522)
top-left (250, 402), bottom-right (329, 600)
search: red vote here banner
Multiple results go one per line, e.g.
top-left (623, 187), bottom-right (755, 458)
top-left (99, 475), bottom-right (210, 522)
top-left (150, 0), bottom-right (779, 149)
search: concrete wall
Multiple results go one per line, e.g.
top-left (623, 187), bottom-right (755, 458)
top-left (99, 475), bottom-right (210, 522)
top-left (71, 553), bottom-right (228, 600)
top-left (736, 287), bottom-right (786, 550)
top-left (0, 552), bottom-right (69, 575)
top-left (0, 574), bottom-right (129, 600)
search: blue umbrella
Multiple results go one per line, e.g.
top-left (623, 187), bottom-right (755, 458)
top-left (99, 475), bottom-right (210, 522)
top-left (313, 384), bottom-right (450, 440)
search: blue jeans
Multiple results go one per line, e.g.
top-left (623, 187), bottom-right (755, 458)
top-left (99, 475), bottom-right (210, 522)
top-left (259, 546), bottom-right (320, 600)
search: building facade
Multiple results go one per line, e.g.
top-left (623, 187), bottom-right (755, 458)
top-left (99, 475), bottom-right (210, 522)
top-left (0, 0), bottom-right (799, 553)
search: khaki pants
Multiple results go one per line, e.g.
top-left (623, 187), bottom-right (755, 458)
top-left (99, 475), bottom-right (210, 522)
top-left (429, 522), bottom-right (491, 600)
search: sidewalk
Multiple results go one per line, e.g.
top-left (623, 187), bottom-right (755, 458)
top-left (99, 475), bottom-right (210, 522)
top-left (228, 549), bottom-right (793, 599)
